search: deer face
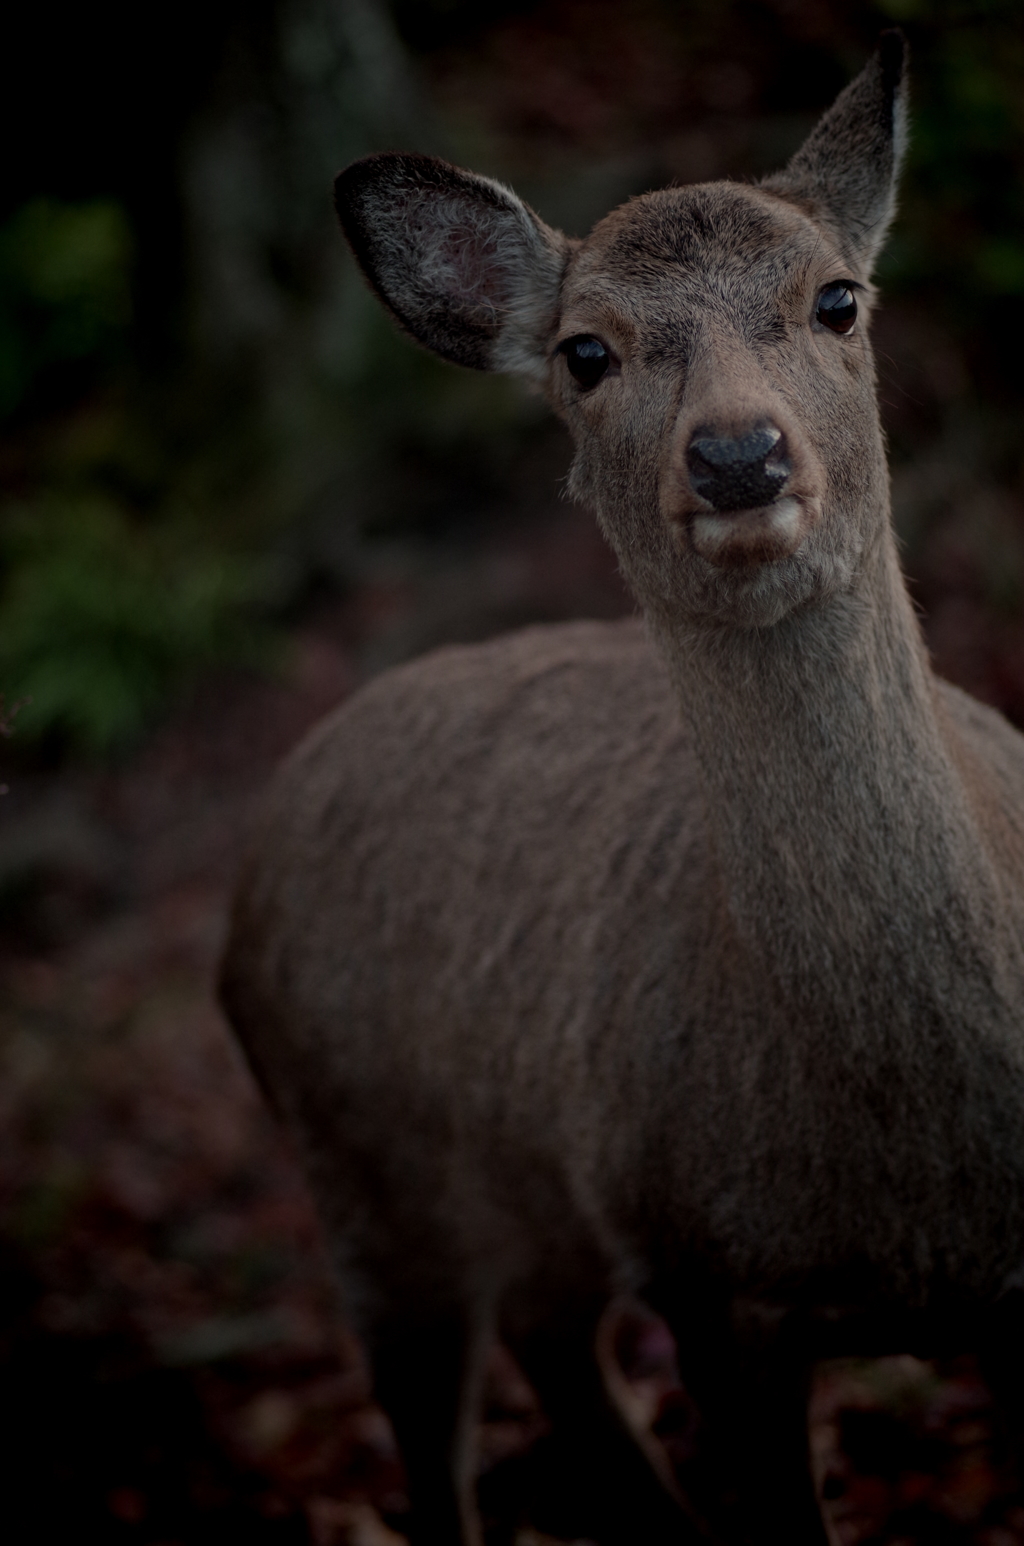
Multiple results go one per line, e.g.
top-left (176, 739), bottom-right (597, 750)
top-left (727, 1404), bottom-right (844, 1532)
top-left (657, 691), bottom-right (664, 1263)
top-left (551, 183), bottom-right (884, 627)
top-left (335, 35), bottom-right (906, 631)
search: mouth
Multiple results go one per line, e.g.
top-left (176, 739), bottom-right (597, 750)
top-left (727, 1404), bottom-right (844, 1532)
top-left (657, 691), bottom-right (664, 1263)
top-left (686, 494), bottom-right (815, 568)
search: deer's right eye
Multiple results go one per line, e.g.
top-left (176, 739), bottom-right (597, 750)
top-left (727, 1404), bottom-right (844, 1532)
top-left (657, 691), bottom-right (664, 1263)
top-left (561, 335), bottom-right (610, 390)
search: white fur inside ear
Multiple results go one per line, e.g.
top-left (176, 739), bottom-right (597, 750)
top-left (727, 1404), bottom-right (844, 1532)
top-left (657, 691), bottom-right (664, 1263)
top-left (892, 87), bottom-right (909, 177)
top-left (405, 191), bottom-right (513, 317)
top-left (467, 176), bottom-right (567, 384)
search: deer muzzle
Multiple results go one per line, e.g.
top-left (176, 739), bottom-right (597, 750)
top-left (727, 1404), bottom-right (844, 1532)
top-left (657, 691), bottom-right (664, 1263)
top-left (666, 417), bottom-right (820, 569)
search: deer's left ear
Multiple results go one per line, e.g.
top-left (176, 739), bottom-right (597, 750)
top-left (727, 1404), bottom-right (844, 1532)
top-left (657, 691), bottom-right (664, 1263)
top-left (761, 30), bottom-right (908, 276)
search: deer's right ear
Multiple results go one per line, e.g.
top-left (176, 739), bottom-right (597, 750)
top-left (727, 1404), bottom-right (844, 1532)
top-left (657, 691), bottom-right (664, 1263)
top-left (335, 153), bottom-right (569, 382)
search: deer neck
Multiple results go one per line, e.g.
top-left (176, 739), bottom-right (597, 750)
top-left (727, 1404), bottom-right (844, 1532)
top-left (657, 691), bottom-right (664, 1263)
top-left (649, 525), bottom-right (1005, 1015)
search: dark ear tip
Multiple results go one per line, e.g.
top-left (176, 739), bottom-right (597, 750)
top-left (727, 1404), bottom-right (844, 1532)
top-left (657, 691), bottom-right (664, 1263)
top-left (878, 27), bottom-right (907, 91)
top-left (333, 155), bottom-right (384, 230)
top-left (333, 151), bottom-right (479, 229)
top-left (333, 153), bottom-right (405, 224)
top-left (333, 161), bottom-right (358, 222)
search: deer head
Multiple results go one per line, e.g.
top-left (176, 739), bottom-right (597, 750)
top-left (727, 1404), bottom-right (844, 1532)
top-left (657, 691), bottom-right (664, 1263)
top-left (335, 33), bottom-right (907, 632)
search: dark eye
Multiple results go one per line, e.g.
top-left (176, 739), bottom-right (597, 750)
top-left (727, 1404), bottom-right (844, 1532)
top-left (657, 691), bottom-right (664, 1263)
top-left (562, 335), bottom-right (610, 389)
top-left (816, 284), bottom-right (857, 334)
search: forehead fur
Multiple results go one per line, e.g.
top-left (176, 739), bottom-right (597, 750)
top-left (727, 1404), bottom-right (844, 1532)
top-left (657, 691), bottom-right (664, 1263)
top-left (563, 184), bottom-right (838, 328)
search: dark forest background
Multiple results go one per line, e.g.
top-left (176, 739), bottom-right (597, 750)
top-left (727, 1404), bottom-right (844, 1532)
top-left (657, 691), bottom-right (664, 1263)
top-left (3, 0), bottom-right (1024, 757)
top-left (2, 2), bottom-right (1024, 1541)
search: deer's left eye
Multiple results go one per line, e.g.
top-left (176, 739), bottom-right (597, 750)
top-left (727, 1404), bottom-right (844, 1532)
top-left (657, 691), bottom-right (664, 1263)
top-left (561, 335), bottom-right (610, 389)
top-left (816, 284), bottom-right (857, 334)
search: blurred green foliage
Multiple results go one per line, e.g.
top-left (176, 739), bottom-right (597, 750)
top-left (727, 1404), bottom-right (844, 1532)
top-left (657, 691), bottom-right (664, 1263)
top-left (0, 199), bottom-right (133, 421)
top-left (0, 497), bottom-right (269, 754)
top-left (0, 198), bottom-right (273, 754)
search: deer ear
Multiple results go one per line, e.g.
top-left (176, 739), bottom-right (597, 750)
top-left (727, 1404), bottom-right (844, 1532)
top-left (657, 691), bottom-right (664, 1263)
top-left (761, 30), bottom-right (908, 275)
top-left (335, 152), bottom-right (569, 380)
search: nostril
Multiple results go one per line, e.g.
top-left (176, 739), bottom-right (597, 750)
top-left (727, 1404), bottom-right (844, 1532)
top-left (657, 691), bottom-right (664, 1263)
top-left (686, 424), bottom-right (792, 513)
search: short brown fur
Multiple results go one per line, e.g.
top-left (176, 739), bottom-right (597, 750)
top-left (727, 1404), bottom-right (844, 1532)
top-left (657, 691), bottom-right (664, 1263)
top-left (221, 35), bottom-right (1024, 1546)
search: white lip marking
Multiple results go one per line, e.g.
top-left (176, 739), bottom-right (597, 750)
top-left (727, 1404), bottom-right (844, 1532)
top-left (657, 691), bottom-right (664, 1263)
top-left (691, 496), bottom-right (802, 559)
top-left (764, 494), bottom-right (801, 539)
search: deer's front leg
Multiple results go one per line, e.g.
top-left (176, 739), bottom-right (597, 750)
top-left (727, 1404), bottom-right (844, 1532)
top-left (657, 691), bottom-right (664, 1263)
top-left (370, 1306), bottom-right (492, 1546)
top-left (494, 1301), bottom-right (704, 1546)
top-left (665, 1312), bottom-right (828, 1546)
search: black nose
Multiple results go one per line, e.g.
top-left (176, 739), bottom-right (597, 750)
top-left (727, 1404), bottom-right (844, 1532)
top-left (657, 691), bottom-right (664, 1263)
top-left (686, 424), bottom-right (791, 512)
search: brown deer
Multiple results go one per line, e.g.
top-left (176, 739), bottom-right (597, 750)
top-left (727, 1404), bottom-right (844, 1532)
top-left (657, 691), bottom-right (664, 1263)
top-left (220, 33), bottom-right (1024, 1546)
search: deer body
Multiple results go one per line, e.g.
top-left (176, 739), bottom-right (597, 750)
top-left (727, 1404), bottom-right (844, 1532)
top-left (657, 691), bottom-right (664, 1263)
top-left (221, 36), bottom-right (1024, 1546)
top-left (232, 610), bottom-right (1024, 1304)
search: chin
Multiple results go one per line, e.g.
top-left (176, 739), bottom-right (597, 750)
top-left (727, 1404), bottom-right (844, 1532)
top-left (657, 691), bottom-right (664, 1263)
top-left (674, 539), bottom-right (858, 632)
